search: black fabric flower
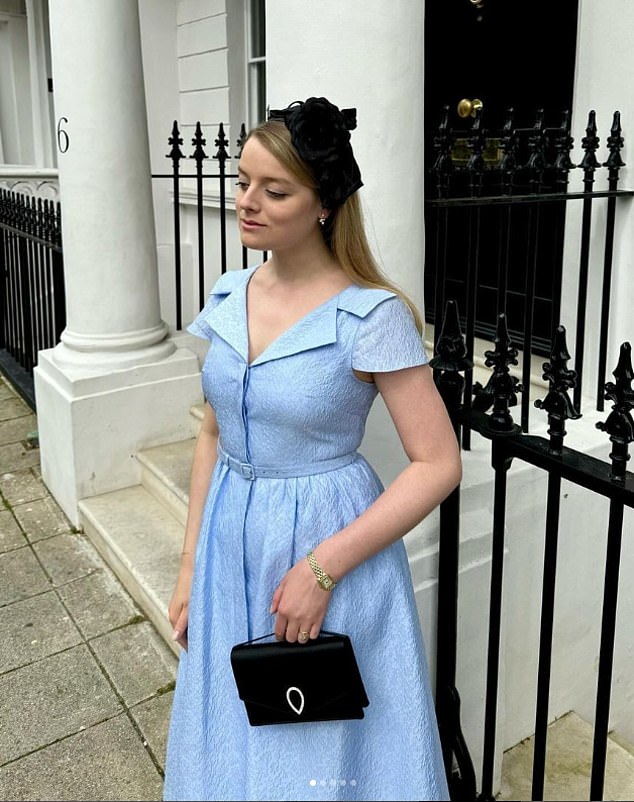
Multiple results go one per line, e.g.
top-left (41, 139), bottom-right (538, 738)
top-left (268, 97), bottom-right (363, 208)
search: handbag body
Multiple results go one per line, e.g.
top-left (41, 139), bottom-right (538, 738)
top-left (230, 630), bottom-right (369, 726)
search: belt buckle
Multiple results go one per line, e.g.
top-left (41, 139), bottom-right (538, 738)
top-left (239, 461), bottom-right (255, 480)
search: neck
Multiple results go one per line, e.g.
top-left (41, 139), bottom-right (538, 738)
top-left (268, 236), bottom-right (341, 283)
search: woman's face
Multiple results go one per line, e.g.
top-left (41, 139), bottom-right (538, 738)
top-left (235, 137), bottom-right (324, 253)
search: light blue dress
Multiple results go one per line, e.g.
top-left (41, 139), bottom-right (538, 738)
top-left (163, 266), bottom-right (449, 802)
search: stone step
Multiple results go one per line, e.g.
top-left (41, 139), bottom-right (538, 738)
top-left (78, 484), bottom-right (182, 658)
top-left (76, 404), bottom-right (203, 658)
top-left (497, 711), bottom-right (634, 801)
top-left (137, 437), bottom-right (195, 526)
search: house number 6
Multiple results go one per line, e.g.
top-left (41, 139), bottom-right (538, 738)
top-left (57, 117), bottom-right (69, 153)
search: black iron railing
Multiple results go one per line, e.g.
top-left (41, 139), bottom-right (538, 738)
top-left (429, 106), bottom-right (634, 802)
top-left (152, 120), bottom-right (266, 331)
top-left (433, 308), bottom-right (634, 802)
top-left (426, 108), bottom-right (634, 438)
top-left (0, 190), bottom-right (65, 407)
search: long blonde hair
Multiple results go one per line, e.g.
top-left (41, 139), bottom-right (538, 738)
top-left (248, 121), bottom-right (423, 334)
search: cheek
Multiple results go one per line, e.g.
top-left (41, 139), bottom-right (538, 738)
top-left (272, 204), bottom-right (316, 229)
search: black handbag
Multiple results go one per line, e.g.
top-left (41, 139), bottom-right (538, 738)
top-left (230, 630), bottom-right (369, 726)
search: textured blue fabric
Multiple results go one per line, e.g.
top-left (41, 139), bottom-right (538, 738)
top-left (163, 266), bottom-right (449, 801)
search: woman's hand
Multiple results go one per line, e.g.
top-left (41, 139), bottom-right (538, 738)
top-left (270, 557), bottom-right (332, 643)
top-left (168, 555), bottom-right (194, 651)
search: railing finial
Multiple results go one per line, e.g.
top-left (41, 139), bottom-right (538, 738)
top-left (604, 110), bottom-right (625, 171)
top-left (430, 300), bottom-right (472, 419)
top-left (473, 313), bottom-right (523, 433)
top-left (596, 341), bottom-right (634, 481)
top-left (166, 120), bottom-right (184, 165)
top-left (534, 325), bottom-right (581, 452)
top-left (213, 122), bottom-right (230, 166)
top-left (190, 120), bottom-right (208, 164)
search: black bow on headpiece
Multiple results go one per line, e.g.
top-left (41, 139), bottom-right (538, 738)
top-left (268, 97), bottom-right (363, 209)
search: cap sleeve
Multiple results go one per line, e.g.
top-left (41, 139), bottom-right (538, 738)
top-left (186, 266), bottom-right (255, 340)
top-left (187, 291), bottom-right (223, 340)
top-left (352, 296), bottom-right (429, 372)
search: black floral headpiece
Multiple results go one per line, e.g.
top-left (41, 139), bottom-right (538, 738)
top-left (268, 97), bottom-right (363, 209)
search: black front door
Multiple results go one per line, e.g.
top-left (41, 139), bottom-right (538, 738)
top-left (424, 0), bottom-right (580, 353)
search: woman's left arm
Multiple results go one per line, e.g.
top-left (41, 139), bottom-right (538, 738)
top-left (314, 363), bottom-right (462, 577)
top-left (270, 363), bottom-right (462, 639)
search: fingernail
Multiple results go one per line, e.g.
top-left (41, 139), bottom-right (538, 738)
top-left (172, 629), bottom-right (180, 640)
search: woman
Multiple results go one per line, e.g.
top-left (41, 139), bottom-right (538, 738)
top-left (163, 97), bottom-right (461, 801)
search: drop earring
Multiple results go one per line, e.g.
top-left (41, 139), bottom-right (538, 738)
top-left (318, 214), bottom-right (326, 227)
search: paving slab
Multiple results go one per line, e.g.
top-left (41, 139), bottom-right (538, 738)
top-left (0, 414), bottom-right (37, 447)
top-left (0, 644), bottom-right (122, 764)
top-left (0, 467), bottom-right (48, 506)
top-left (90, 620), bottom-right (177, 708)
top-left (0, 397), bottom-right (34, 422)
top-left (0, 381), bottom-right (16, 401)
top-left (498, 711), bottom-right (634, 801)
top-left (0, 713), bottom-right (164, 801)
top-left (12, 495), bottom-right (74, 543)
top-left (32, 531), bottom-right (104, 586)
top-left (130, 690), bottom-right (175, 771)
top-left (0, 440), bottom-right (41, 473)
top-left (0, 590), bottom-right (83, 673)
top-left (56, 568), bottom-right (141, 640)
top-left (0, 381), bottom-right (172, 799)
top-left (0, 545), bottom-right (51, 606)
top-left (0, 509), bottom-right (26, 553)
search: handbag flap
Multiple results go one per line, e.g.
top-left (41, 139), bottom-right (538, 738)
top-left (230, 632), bottom-right (369, 721)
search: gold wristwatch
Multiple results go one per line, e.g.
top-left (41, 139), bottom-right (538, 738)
top-left (306, 551), bottom-right (337, 591)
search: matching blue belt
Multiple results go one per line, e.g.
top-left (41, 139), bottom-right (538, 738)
top-left (217, 444), bottom-right (358, 480)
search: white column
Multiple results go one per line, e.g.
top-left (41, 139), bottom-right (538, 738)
top-left (34, 0), bottom-right (202, 524)
top-left (47, 0), bottom-right (172, 368)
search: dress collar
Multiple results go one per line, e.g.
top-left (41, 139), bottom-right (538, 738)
top-left (201, 269), bottom-right (394, 366)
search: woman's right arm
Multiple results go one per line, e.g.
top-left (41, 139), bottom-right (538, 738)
top-left (168, 402), bottom-right (219, 650)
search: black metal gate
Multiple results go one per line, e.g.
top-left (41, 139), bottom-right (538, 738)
top-left (429, 109), bottom-right (634, 801)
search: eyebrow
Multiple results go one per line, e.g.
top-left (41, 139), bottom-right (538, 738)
top-left (237, 167), bottom-right (294, 186)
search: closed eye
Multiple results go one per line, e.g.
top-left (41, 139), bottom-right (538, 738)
top-left (236, 179), bottom-right (288, 199)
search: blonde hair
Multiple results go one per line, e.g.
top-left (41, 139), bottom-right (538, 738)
top-left (248, 121), bottom-right (423, 334)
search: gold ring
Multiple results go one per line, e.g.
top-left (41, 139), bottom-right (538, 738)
top-left (298, 630), bottom-right (309, 641)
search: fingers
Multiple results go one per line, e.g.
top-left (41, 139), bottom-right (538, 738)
top-left (172, 608), bottom-right (189, 649)
top-left (274, 616), bottom-right (286, 641)
top-left (274, 615), bottom-right (320, 644)
top-left (270, 564), bottom-right (329, 643)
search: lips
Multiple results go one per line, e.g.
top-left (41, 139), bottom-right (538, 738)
top-left (240, 219), bottom-right (264, 229)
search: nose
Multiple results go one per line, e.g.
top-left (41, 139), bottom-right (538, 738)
top-left (237, 184), bottom-right (259, 213)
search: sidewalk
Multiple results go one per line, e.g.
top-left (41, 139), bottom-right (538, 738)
top-left (0, 375), bottom-right (177, 801)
